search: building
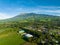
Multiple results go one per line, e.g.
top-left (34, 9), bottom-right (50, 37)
top-left (19, 30), bottom-right (25, 34)
top-left (24, 34), bottom-right (33, 38)
top-left (18, 30), bottom-right (26, 35)
top-left (18, 29), bottom-right (33, 39)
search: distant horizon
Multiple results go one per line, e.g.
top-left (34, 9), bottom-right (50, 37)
top-left (0, 0), bottom-right (60, 19)
top-left (0, 12), bottom-right (60, 20)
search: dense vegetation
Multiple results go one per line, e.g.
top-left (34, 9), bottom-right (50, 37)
top-left (0, 13), bottom-right (60, 45)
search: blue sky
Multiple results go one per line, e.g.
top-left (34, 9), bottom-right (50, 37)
top-left (0, 0), bottom-right (60, 19)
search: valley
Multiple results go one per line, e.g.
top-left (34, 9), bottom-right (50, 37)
top-left (0, 13), bottom-right (60, 45)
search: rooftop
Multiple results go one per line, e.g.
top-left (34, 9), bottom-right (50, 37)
top-left (25, 34), bottom-right (33, 37)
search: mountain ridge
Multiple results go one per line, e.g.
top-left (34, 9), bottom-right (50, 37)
top-left (0, 13), bottom-right (60, 23)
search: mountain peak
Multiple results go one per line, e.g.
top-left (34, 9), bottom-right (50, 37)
top-left (19, 13), bottom-right (36, 15)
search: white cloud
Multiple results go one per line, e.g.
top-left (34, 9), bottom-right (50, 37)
top-left (0, 13), bottom-right (14, 20)
top-left (46, 10), bottom-right (60, 13)
top-left (0, 6), bottom-right (60, 20)
top-left (37, 6), bottom-right (60, 9)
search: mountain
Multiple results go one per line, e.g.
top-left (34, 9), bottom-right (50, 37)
top-left (0, 13), bottom-right (60, 23)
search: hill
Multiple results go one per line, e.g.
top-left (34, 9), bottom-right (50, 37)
top-left (0, 13), bottom-right (60, 23)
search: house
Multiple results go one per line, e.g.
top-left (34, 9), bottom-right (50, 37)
top-left (38, 30), bottom-right (42, 32)
top-left (41, 40), bottom-right (45, 44)
top-left (57, 32), bottom-right (60, 34)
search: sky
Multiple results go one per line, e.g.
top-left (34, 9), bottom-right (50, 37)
top-left (0, 0), bottom-right (60, 19)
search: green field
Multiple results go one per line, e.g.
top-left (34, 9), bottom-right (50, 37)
top-left (0, 28), bottom-right (25, 45)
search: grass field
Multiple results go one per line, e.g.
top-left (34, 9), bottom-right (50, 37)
top-left (0, 28), bottom-right (25, 45)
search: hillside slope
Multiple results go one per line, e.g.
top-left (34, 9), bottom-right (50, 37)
top-left (0, 13), bottom-right (60, 23)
